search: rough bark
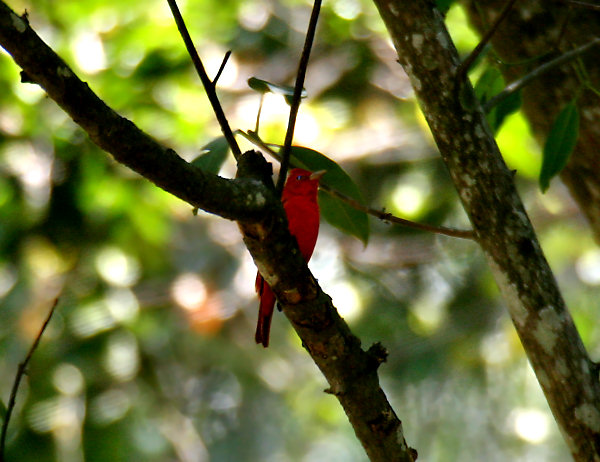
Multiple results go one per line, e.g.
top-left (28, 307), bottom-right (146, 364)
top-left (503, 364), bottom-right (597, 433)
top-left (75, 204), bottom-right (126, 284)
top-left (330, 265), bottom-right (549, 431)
top-left (0, 2), bottom-right (415, 460)
top-left (464, 0), bottom-right (600, 243)
top-left (371, 0), bottom-right (600, 459)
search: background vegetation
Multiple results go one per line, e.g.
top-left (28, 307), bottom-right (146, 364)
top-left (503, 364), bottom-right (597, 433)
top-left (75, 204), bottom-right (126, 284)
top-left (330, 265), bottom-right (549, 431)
top-left (1, 0), bottom-right (598, 460)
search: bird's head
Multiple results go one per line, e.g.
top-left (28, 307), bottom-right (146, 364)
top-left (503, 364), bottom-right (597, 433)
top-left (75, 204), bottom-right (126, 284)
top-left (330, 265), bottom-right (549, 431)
top-left (282, 168), bottom-right (326, 199)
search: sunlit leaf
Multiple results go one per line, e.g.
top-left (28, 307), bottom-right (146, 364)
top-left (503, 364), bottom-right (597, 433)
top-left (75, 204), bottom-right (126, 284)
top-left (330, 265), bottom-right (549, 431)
top-left (286, 146), bottom-right (369, 244)
top-left (191, 137), bottom-right (230, 174)
top-left (539, 101), bottom-right (579, 193)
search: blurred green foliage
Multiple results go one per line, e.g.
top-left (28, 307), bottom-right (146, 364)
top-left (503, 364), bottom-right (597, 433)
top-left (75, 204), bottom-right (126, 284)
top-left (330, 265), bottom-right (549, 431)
top-left (0, 0), bottom-right (596, 461)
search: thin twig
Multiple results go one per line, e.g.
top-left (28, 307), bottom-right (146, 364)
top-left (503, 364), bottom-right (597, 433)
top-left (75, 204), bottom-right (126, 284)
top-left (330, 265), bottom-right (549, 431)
top-left (240, 130), bottom-right (476, 240)
top-left (457, 0), bottom-right (518, 80)
top-left (212, 50), bottom-right (231, 86)
top-left (483, 38), bottom-right (600, 112)
top-left (565, 0), bottom-right (600, 11)
top-left (319, 184), bottom-right (476, 240)
top-left (0, 299), bottom-right (58, 460)
top-left (166, 0), bottom-right (241, 159)
top-left (276, 0), bottom-right (322, 195)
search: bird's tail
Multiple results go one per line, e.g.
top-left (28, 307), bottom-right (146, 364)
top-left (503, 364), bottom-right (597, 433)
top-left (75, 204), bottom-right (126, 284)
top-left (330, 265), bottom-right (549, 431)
top-left (255, 273), bottom-right (276, 347)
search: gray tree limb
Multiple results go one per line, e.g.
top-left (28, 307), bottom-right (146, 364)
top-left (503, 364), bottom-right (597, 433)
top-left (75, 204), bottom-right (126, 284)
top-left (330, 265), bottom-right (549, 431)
top-left (371, 0), bottom-right (600, 459)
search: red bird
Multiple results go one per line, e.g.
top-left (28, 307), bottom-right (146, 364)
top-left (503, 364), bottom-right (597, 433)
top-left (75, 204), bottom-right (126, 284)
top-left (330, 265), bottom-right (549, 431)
top-left (255, 168), bottom-right (325, 347)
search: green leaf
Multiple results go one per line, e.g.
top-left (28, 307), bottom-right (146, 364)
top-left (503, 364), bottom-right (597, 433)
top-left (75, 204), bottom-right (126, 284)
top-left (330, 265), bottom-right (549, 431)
top-left (191, 137), bottom-right (230, 174)
top-left (133, 49), bottom-right (189, 80)
top-left (247, 77), bottom-right (307, 101)
top-left (492, 89), bottom-right (522, 132)
top-left (287, 146), bottom-right (369, 244)
top-left (474, 67), bottom-right (503, 103)
top-left (474, 67), bottom-right (521, 132)
top-left (539, 101), bottom-right (579, 193)
top-left (436, 0), bottom-right (456, 15)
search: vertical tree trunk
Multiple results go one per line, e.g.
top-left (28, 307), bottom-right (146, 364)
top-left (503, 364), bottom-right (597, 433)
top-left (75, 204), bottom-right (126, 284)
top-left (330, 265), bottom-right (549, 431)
top-left (372, 0), bottom-right (600, 459)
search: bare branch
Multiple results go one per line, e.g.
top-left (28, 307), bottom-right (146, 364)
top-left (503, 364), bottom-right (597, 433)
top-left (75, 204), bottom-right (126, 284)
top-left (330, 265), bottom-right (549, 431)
top-left (319, 183), bottom-right (476, 240)
top-left (166, 0), bottom-right (241, 158)
top-left (564, 0), bottom-right (600, 11)
top-left (483, 38), bottom-right (600, 113)
top-left (0, 2), bottom-right (271, 222)
top-left (0, 299), bottom-right (58, 460)
top-left (212, 50), bottom-right (232, 86)
top-left (456, 0), bottom-right (518, 79)
top-left (276, 0), bottom-right (322, 194)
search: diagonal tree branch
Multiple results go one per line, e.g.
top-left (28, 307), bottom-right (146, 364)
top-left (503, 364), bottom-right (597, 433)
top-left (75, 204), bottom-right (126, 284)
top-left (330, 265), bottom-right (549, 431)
top-left (0, 3), bottom-right (268, 222)
top-left (371, 0), bottom-right (600, 459)
top-left (0, 2), bottom-right (415, 460)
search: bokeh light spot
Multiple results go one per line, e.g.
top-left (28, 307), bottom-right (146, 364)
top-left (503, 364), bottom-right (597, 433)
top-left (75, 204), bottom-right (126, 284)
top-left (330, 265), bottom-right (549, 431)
top-left (90, 388), bottom-right (132, 426)
top-left (576, 249), bottom-right (600, 285)
top-left (172, 272), bottom-right (207, 310)
top-left (259, 357), bottom-right (295, 392)
top-left (390, 175), bottom-right (428, 219)
top-left (332, 0), bottom-right (362, 20)
top-left (70, 301), bottom-right (116, 338)
top-left (327, 281), bottom-right (362, 321)
top-left (105, 288), bottom-right (140, 323)
top-left (103, 331), bottom-right (140, 382)
top-left (95, 246), bottom-right (141, 287)
top-left (239, 1), bottom-right (271, 30)
top-left (73, 31), bottom-right (107, 74)
top-left (53, 363), bottom-right (85, 396)
top-left (0, 263), bottom-right (17, 298)
top-left (510, 408), bottom-right (551, 443)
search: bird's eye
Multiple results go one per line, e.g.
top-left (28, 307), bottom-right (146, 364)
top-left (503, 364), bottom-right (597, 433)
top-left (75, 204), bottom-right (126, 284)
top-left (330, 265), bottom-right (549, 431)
top-left (296, 175), bottom-right (304, 180)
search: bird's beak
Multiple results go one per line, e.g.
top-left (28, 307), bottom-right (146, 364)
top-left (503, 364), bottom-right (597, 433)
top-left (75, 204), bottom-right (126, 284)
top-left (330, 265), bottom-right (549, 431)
top-left (310, 170), bottom-right (326, 181)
